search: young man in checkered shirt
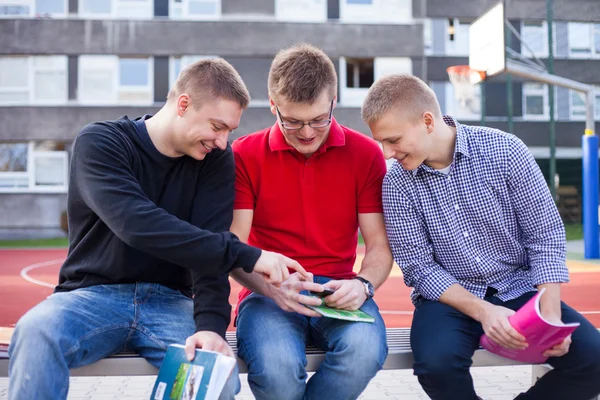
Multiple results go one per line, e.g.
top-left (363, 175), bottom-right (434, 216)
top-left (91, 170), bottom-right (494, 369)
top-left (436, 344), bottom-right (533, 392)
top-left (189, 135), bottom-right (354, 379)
top-left (362, 73), bottom-right (600, 400)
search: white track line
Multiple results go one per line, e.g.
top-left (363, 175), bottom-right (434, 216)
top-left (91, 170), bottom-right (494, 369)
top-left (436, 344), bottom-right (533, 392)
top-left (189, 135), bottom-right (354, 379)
top-left (20, 259), bottom-right (63, 289)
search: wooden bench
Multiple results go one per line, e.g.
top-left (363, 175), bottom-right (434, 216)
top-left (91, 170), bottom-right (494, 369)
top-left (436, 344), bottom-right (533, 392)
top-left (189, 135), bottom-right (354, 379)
top-left (0, 327), bottom-right (545, 382)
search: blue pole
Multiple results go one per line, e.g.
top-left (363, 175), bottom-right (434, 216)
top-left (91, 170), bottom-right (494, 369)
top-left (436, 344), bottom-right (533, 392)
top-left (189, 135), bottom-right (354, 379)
top-left (582, 133), bottom-right (599, 259)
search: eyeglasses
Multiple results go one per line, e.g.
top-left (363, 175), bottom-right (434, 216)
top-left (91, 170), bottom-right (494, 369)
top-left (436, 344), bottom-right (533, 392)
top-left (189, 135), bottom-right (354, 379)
top-left (275, 100), bottom-right (334, 130)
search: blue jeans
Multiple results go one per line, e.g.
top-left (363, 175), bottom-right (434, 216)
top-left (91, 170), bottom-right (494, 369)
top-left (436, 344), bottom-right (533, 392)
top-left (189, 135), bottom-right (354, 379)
top-left (8, 283), bottom-right (240, 400)
top-left (411, 291), bottom-right (600, 400)
top-left (236, 276), bottom-right (388, 400)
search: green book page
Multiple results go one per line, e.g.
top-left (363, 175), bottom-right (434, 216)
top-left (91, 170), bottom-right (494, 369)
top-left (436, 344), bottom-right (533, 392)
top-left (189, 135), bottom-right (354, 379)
top-left (305, 296), bottom-right (375, 323)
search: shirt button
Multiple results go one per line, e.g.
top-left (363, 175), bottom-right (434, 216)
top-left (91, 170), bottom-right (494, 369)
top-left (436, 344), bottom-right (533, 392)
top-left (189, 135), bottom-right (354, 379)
top-left (475, 257), bottom-right (481, 262)
top-left (454, 204), bottom-right (459, 210)
top-left (463, 231), bottom-right (469, 237)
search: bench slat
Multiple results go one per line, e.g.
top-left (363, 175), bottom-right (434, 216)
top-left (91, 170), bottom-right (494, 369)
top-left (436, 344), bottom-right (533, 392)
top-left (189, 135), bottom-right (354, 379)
top-left (0, 328), bottom-right (527, 377)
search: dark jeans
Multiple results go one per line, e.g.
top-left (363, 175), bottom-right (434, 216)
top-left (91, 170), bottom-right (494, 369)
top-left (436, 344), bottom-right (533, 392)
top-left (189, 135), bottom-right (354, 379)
top-left (410, 291), bottom-right (600, 400)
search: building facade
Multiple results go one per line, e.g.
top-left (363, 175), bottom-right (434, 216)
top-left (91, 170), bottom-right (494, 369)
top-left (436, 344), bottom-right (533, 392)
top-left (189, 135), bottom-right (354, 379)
top-left (0, 0), bottom-right (599, 237)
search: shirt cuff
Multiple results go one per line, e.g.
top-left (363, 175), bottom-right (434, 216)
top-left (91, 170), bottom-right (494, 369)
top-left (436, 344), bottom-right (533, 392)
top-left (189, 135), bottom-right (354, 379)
top-left (234, 242), bottom-right (262, 273)
top-left (529, 264), bottom-right (570, 287)
top-left (415, 268), bottom-right (459, 301)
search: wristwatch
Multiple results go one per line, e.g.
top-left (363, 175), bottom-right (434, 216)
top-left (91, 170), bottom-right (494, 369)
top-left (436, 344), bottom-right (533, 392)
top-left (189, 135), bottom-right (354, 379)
top-left (354, 276), bottom-right (375, 300)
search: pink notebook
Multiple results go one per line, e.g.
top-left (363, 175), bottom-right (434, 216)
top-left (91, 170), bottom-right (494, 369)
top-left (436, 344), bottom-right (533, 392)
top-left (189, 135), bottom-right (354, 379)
top-left (480, 288), bottom-right (580, 363)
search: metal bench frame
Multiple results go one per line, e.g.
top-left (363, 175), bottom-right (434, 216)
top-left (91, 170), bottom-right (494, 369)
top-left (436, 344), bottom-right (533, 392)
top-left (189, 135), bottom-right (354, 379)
top-left (0, 327), bottom-right (543, 379)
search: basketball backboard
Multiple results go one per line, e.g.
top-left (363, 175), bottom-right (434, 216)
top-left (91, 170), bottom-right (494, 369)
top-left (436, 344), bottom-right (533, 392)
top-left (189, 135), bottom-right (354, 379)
top-left (469, 1), bottom-right (506, 80)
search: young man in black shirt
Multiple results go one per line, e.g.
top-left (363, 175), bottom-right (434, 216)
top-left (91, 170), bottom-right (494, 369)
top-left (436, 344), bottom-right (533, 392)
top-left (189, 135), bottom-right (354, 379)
top-left (8, 58), bottom-right (306, 400)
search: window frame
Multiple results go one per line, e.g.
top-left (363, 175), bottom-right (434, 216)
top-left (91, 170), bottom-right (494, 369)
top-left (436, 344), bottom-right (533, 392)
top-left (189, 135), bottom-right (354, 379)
top-left (118, 56), bottom-right (154, 104)
top-left (445, 18), bottom-right (470, 56)
top-left (169, 0), bottom-right (221, 21)
top-left (569, 90), bottom-right (587, 121)
top-left (568, 22), bottom-right (593, 58)
top-left (0, 0), bottom-right (67, 18)
top-left (521, 20), bottom-right (549, 59)
top-left (274, 0), bottom-right (326, 23)
top-left (78, 55), bottom-right (154, 105)
top-left (339, 0), bottom-right (412, 24)
top-left (0, 142), bottom-right (68, 193)
top-left (78, 0), bottom-right (153, 19)
top-left (522, 82), bottom-right (549, 120)
top-left (0, 55), bottom-right (67, 105)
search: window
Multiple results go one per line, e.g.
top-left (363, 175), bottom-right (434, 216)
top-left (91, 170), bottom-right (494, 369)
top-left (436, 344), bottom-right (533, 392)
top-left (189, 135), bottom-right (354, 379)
top-left (169, 55), bottom-right (216, 89)
top-left (31, 56), bottom-right (67, 103)
top-left (339, 57), bottom-right (411, 106)
top-left (119, 57), bottom-right (153, 103)
top-left (568, 23), bottom-right (592, 57)
top-left (275, 0), bottom-right (326, 22)
top-left (170, 0), bottom-right (220, 20)
top-left (0, 57), bottom-right (29, 103)
top-left (523, 83), bottom-right (548, 119)
top-left (595, 24), bottom-right (600, 55)
top-left (345, 58), bottom-right (374, 89)
top-left (595, 85), bottom-right (600, 121)
top-left (340, 0), bottom-right (411, 24)
top-left (0, 143), bottom-right (28, 190)
top-left (521, 21), bottom-right (548, 58)
top-left (423, 18), bottom-right (433, 55)
top-left (79, 0), bottom-right (152, 19)
top-left (445, 82), bottom-right (481, 120)
top-left (36, 0), bottom-right (65, 14)
top-left (79, 55), bottom-right (153, 105)
top-left (0, 0), bottom-right (66, 18)
top-left (445, 19), bottom-right (470, 56)
top-left (0, 142), bottom-right (68, 192)
top-left (0, 56), bottom-right (67, 105)
top-left (570, 90), bottom-right (586, 120)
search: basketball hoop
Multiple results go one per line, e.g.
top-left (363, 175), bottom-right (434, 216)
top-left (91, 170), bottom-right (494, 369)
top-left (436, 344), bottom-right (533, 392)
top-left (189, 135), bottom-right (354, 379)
top-left (447, 65), bottom-right (486, 113)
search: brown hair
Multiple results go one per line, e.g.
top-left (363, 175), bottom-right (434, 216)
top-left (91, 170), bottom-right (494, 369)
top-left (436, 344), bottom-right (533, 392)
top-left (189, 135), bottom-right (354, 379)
top-left (268, 43), bottom-right (337, 104)
top-left (362, 74), bottom-right (442, 125)
top-left (167, 58), bottom-right (250, 109)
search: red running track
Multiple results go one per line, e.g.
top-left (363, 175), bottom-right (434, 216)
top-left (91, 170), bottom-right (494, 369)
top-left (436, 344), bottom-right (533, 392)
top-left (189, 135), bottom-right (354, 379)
top-left (1, 249), bottom-right (600, 330)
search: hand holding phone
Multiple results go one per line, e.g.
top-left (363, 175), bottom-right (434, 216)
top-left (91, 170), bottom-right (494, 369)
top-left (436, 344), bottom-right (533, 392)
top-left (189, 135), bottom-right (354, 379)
top-left (310, 288), bottom-right (335, 298)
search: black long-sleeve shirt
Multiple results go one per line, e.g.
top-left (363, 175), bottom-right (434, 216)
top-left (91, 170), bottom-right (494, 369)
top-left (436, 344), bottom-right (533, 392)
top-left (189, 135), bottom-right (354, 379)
top-left (56, 115), bottom-right (261, 337)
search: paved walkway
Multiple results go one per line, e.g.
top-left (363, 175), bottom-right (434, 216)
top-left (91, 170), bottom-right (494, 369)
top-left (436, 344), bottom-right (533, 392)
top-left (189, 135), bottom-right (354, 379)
top-left (0, 366), bottom-right (533, 399)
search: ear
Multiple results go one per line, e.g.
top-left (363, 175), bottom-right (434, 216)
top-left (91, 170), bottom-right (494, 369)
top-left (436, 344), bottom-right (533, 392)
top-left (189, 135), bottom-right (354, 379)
top-left (268, 94), bottom-right (277, 117)
top-left (332, 96), bottom-right (338, 110)
top-left (177, 94), bottom-right (190, 117)
top-left (423, 111), bottom-right (435, 133)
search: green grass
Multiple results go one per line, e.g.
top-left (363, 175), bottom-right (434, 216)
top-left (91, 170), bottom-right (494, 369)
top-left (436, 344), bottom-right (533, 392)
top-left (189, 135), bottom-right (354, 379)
top-left (564, 223), bottom-right (583, 241)
top-left (0, 223), bottom-right (582, 249)
top-left (0, 237), bottom-right (69, 248)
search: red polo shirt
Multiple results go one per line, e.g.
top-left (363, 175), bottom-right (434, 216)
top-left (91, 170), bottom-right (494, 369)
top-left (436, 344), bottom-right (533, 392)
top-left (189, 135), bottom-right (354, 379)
top-left (232, 117), bottom-right (386, 305)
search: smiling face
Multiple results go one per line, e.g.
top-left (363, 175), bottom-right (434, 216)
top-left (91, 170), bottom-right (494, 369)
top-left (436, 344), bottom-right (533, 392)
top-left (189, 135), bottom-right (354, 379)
top-left (271, 90), bottom-right (335, 158)
top-left (171, 94), bottom-right (243, 160)
top-left (369, 110), bottom-right (434, 171)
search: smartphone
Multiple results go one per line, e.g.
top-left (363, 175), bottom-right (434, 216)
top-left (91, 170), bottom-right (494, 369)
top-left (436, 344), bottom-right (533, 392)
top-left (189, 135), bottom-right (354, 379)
top-left (310, 288), bottom-right (335, 298)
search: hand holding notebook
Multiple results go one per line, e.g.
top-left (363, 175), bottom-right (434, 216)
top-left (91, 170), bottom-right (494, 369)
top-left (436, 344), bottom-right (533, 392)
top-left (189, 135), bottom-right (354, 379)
top-left (480, 288), bottom-right (579, 363)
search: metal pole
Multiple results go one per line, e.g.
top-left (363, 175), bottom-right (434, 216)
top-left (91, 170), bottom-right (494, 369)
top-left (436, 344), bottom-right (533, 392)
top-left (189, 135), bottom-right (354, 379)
top-left (582, 130), bottom-right (598, 259)
top-left (504, 60), bottom-right (597, 258)
top-left (582, 88), bottom-right (598, 258)
top-left (480, 80), bottom-right (486, 126)
top-left (547, 0), bottom-right (556, 200)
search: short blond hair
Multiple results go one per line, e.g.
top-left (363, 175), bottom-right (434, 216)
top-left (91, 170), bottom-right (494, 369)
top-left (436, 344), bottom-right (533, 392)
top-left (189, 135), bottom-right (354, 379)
top-left (268, 43), bottom-right (337, 104)
top-left (167, 58), bottom-right (250, 109)
top-left (362, 74), bottom-right (442, 125)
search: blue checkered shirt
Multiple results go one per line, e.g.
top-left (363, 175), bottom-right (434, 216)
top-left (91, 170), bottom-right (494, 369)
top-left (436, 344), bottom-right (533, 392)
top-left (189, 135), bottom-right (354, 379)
top-left (383, 116), bottom-right (569, 305)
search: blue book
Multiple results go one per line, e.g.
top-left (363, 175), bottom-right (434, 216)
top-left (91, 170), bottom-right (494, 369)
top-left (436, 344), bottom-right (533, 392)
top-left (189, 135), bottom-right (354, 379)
top-left (150, 344), bottom-right (236, 400)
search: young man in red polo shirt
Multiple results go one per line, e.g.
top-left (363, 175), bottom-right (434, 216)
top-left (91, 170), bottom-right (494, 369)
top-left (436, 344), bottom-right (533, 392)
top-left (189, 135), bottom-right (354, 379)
top-left (229, 44), bottom-right (393, 400)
